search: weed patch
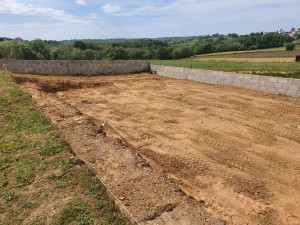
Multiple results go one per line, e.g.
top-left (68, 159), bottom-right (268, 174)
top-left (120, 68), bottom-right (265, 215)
top-left (40, 140), bottom-right (67, 156)
top-left (3, 192), bottom-right (18, 203)
top-left (0, 72), bottom-right (130, 224)
top-left (56, 203), bottom-right (94, 225)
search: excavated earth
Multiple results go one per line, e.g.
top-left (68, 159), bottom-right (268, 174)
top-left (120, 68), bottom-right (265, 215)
top-left (12, 73), bottom-right (300, 225)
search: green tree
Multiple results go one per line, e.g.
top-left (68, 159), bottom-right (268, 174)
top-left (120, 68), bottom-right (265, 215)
top-left (104, 48), bottom-right (116, 60)
top-left (284, 36), bottom-right (295, 43)
top-left (70, 48), bottom-right (83, 60)
top-left (286, 43), bottom-right (296, 51)
top-left (214, 43), bottom-right (226, 52)
top-left (30, 39), bottom-right (50, 59)
top-left (58, 44), bottom-right (73, 60)
top-left (228, 33), bottom-right (239, 38)
top-left (94, 50), bottom-right (104, 60)
top-left (15, 42), bottom-right (38, 60)
top-left (114, 47), bottom-right (128, 60)
top-left (84, 40), bottom-right (103, 50)
top-left (172, 47), bottom-right (193, 59)
top-left (257, 33), bottom-right (285, 49)
top-left (73, 41), bottom-right (87, 50)
top-left (239, 36), bottom-right (257, 49)
top-left (155, 47), bottom-right (173, 59)
top-left (230, 42), bottom-right (243, 51)
top-left (83, 49), bottom-right (96, 60)
top-left (0, 41), bottom-right (18, 59)
top-left (104, 47), bottom-right (128, 60)
top-left (144, 49), bottom-right (155, 59)
top-left (130, 48), bottom-right (154, 60)
top-left (195, 43), bottom-right (214, 54)
top-left (49, 47), bottom-right (60, 60)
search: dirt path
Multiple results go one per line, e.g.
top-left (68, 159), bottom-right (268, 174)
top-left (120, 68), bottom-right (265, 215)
top-left (12, 73), bottom-right (300, 225)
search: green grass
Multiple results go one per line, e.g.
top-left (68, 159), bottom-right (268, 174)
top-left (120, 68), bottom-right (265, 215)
top-left (0, 71), bottom-right (130, 225)
top-left (151, 60), bottom-right (300, 79)
top-left (193, 46), bottom-right (300, 58)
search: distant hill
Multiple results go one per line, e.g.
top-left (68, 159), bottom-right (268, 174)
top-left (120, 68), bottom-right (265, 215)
top-left (60, 35), bottom-right (216, 43)
top-left (0, 37), bottom-right (12, 41)
top-left (0, 37), bottom-right (23, 42)
top-left (61, 38), bottom-right (128, 43)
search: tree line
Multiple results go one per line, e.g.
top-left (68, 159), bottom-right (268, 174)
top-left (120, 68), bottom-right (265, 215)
top-left (0, 32), bottom-right (297, 60)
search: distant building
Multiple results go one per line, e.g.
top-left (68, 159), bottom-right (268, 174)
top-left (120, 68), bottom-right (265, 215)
top-left (275, 27), bottom-right (300, 37)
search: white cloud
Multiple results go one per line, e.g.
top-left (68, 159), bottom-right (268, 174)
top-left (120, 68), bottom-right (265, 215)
top-left (76, 0), bottom-right (86, 6)
top-left (0, 0), bottom-right (300, 40)
top-left (0, 0), bottom-right (78, 23)
top-left (101, 3), bottom-right (121, 14)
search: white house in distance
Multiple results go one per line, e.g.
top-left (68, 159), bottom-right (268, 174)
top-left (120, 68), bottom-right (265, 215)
top-left (278, 27), bottom-right (300, 37)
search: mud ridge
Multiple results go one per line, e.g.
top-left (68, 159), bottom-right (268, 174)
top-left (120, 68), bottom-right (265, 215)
top-left (13, 76), bottom-right (113, 93)
top-left (145, 203), bottom-right (179, 221)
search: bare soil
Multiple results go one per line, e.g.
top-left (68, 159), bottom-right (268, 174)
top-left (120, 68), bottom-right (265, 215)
top-left (12, 73), bottom-right (300, 225)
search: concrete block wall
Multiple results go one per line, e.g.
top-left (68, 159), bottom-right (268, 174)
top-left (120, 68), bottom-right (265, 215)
top-left (151, 65), bottom-right (300, 98)
top-left (0, 60), bottom-right (150, 76)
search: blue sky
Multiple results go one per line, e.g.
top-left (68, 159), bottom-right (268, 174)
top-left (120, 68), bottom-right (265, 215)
top-left (0, 0), bottom-right (299, 40)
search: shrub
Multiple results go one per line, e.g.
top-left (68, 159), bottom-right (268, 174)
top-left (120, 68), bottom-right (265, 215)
top-left (286, 43), bottom-right (295, 51)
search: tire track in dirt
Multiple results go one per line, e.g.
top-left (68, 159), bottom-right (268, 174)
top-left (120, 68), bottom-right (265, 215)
top-left (110, 116), bottom-right (298, 225)
top-left (12, 73), bottom-right (300, 225)
top-left (13, 74), bottom-right (226, 225)
top-left (73, 76), bottom-right (300, 225)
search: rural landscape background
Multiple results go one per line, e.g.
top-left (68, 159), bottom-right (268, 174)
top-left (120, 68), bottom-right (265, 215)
top-left (1, 0), bottom-right (300, 225)
top-left (1, 30), bottom-right (299, 61)
top-left (1, 28), bottom-right (300, 78)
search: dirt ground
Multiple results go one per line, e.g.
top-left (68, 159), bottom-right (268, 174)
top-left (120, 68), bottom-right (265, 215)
top-left (194, 57), bottom-right (295, 62)
top-left (12, 73), bottom-right (300, 225)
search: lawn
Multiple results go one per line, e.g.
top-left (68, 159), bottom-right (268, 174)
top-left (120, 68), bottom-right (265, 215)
top-left (0, 71), bottom-right (130, 225)
top-left (193, 45), bottom-right (300, 58)
top-left (151, 59), bottom-right (300, 79)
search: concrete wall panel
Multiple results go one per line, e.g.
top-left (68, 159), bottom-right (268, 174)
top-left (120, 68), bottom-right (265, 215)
top-left (151, 65), bottom-right (300, 98)
top-left (0, 60), bottom-right (150, 76)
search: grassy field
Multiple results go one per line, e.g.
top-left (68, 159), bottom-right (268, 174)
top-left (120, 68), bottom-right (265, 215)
top-left (151, 59), bottom-right (300, 79)
top-left (0, 71), bottom-right (130, 225)
top-left (193, 45), bottom-right (300, 58)
top-left (152, 45), bottom-right (300, 79)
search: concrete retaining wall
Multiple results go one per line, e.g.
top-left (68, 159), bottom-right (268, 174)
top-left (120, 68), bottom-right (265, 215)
top-left (151, 65), bottom-right (300, 98)
top-left (0, 60), bottom-right (150, 75)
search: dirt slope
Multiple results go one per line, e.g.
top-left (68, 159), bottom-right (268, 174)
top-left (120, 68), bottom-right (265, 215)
top-left (12, 73), bottom-right (300, 225)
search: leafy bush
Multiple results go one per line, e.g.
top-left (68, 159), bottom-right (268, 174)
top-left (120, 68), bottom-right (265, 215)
top-left (286, 43), bottom-right (296, 51)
